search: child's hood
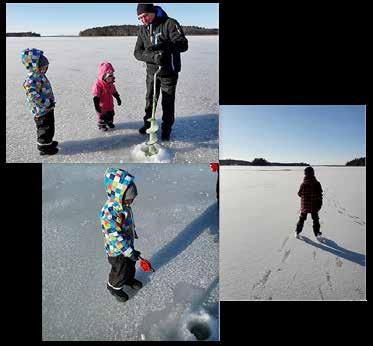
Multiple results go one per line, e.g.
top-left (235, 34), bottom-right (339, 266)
top-left (303, 175), bottom-right (319, 185)
top-left (97, 62), bottom-right (115, 81)
top-left (21, 48), bottom-right (45, 73)
top-left (104, 168), bottom-right (135, 204)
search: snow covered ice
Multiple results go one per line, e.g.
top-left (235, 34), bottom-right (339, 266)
top-left (130, 143), bottom-right (172, 163)
top-left (220, 166), bottom-right (366, 301)
top-left (6, 36), bottom-right (218, 163)
top-left (42, 164), bottom-right (219, 341)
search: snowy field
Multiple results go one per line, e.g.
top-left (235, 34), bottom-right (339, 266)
top-left (6, 36), bottom-right (218, 163)
top-left (220, 166), bottom-right (366, 301)
top-left (42, 164), bottom-right (219, 341)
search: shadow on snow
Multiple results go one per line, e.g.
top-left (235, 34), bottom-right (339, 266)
top-left (57, 113), bottom-right (218, 156)
top-left (127, 202), bottom-right (219, 298)
top-left (300, 235), bottom-right (365, 266)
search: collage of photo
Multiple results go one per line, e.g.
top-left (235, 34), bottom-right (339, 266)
top-left (5, 2), bottom-right (366, 342)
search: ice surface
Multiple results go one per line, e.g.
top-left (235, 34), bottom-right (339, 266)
top-left (6, 36), bottom-right (218, 163)
top-left (42, 164), bottom-right (219, 340)
top-left (220, 166), bottom-right (366, 301)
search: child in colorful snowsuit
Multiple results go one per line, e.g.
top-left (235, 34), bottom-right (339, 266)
top-left (21, 48), bottom-right (59, 155)
top-left (295, 166), bottom-right (323, 238)
top-left (91, 62), bottom-right (122, 131)
top-left (100, 168), bottom-right (143, 302)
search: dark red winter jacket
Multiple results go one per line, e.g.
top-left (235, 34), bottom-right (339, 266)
top-left (298, 176), bottom-right (323, 213)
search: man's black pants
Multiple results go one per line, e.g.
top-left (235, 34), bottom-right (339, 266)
top-left (144, 70), bottom-right (178, 135)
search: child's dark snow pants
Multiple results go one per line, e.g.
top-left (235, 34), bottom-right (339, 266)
top-left (144, 70), bottom-right (178, 135)
top-left (97, 110), bottom-right (115, 129)
top-left (34, 109), bottom-right (55, 153)
top-left (296, 212), bottom-right (320, 236)
top-left (107, 254), bottom-right (136, 289)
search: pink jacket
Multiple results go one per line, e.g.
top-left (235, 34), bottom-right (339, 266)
top-left (91, 62), bottom-right (118, 113)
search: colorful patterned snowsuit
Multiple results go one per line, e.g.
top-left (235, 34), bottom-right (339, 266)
top-left (21, 48), bottom-right (57, 151)
top-left (100, 168), bottom-right (137, 259)
top-left (21, 48), bottom-right (55, 117)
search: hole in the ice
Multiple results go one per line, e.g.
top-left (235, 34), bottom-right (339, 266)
top-left (187, 320), bottom-right (211, 341)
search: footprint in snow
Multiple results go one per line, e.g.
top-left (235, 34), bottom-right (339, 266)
top-left (281, 249), bottom-right (291, 264)
top-left (336, 257), bottom-right (343, 268)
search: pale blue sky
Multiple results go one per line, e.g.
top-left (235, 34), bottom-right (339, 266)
top-left (6, 3), bottom-right (219, 36)
top-left (219, 105), bottom-right (366, 165)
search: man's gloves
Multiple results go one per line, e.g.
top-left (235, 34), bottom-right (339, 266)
top-left (154, 52), bottom-right (168, 66)
top-left (148, 41), bottom-right (172, 53)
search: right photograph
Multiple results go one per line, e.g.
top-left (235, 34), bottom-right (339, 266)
top-left (219, 105), bottom-right (366, 301)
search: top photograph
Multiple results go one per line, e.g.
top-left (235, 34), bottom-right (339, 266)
top-left (6, 3), bottom-right (219, 163)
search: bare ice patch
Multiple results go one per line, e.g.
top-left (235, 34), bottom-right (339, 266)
top-left (130, 143), bottom-right (172, 163)
top-left (139, 305), bottom-right (218, 341)
top-left (138, 282), bottom-right (218, 341)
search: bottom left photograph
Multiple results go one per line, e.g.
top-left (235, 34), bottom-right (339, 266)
top-left (42, 163), bottom-right (219, 341)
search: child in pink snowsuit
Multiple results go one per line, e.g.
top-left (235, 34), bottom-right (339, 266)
top-left (92, 62), bottom-right (122, 131)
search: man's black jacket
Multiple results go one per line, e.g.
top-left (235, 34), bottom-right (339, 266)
top-left (134, 6), bottom-right (188, 75)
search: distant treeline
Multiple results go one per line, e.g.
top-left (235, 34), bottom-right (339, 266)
top-left (79, 24), bottom-right (218, 36)
top-left (220, 158), bottom-right (310, 166)
top-left (6, 32), bottom-right (41, 37)
top-left (346, 157), bottom-right (365, 166)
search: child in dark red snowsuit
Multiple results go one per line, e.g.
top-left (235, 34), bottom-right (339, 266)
top-left (92, 62), bottom-right (122, 131)
top-left (295, 166), bottom-right (323, 238)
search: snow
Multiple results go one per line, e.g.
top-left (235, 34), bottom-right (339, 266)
top-left (220, 166), bottom-right (366, 301)
top-left (42, 164), bottom-right (219, 341)
top-left (130, 143), bottom-right (172, 163)
top-left (6, 36), bottom-right (218, 163)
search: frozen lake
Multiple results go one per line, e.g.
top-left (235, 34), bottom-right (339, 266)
top-left (220, 166), bottom-right (366, 301)
top-left (6, 36), bottom-right (218, 163)
top-left (42, 164), bottom-right (219, 341)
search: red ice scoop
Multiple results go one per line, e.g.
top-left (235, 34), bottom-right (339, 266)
top-left (139, 256), bottom-right (155, 272)
top-left (210, 162), bottom-right (219, 172)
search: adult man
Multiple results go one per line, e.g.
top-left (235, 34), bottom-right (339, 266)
top-left (134, 3), bottom-right (188, 141)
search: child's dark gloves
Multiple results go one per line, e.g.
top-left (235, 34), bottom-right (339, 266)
top-left (132, 249), bottom-right (141, 261)
top-left (117, 98), bottom-right (122, 106)
top-left (93, 96), bottom-right (101, 113)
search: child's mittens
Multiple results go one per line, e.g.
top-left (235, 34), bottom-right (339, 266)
top-left (134, 230), bottom-right (138, 239)
top-left (113, 92), bottom-right (121, 106)
top-left (132, 249), bottom-right (141, 261)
